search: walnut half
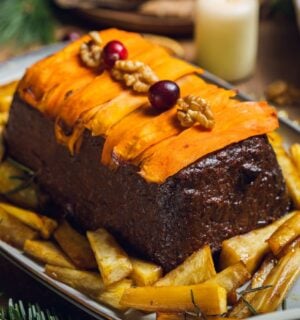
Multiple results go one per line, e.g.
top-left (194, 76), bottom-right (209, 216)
top-left (111, 60), bottom-right (159, 93)
top-left (177, 95), bottom-right (215, 129)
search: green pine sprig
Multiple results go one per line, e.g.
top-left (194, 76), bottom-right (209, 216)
top-left (0, 299), bottom-right (61, 320)
top-left (0, 0), bottom-right (55, 47)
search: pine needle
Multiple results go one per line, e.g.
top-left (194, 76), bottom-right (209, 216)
top-left (0, 299), bottom-right (61, 320)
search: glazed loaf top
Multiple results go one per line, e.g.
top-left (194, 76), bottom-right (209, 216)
top-left (17, 28), bottom-right (278, 183)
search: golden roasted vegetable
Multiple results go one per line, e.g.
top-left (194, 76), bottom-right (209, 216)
top-left (220, 212), bottom-right (295, 273)
top-left (270, 137), bottom-right (300, 208)
top-left (290, 143), bottom-right (300, 171)
top-left (131, 257), bottom-right (162, 286)
top-left (0, 202), bottom-right (57, 239)
top-left (87, 228), bottom-right (132, 286)
top-left (230, 248), bottom-right (300, 318)
top-left (24, 240), bottom-right (75, 268)
top-left (0, 160), bottom-right (39, 209)
top-left (120, 282), bottom-right (227, 315)
top-left (54, 220), bottom-right (97, 270)
top-left (268, 211), bottom-right (300, 256)
top-left (45, 264), bottom-right (104, 297)
top-left (204, 262), bottom-right (251, 303)
top-left (156, 315), bottom-right (237, 320)
top-left (0, 207), bottom-right (38, 248)
top-left (98, 279), bottom-right (132, 310)
top-left (0, 81), bottom-right (18, 112)
top-left (229, 254), bottom-right (277, 318)
top-left (278, 236), bottom-right (300, 258)
top-left (155, 245), bottom-right (216, 286)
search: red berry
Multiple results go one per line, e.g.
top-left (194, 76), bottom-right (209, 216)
top-left (148, 80), bottom-right (180, 111)
top-left (62, 32), bottom-right (81, 42)
top-left (102, 40), bottom-right (128, 68)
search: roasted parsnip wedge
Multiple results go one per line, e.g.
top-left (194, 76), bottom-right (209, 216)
top-left (0, 160), bottom-right (39, 209)
top-left (0, 207), bottom-right (38, 248)
top-left (131, 257), bottom-right (162, 286)
top-left (278, 236), bottom-right (300, 258)
top-left (0, 202), bottom-right (57, 239)
top-left (0, 80), bottom-right (18, 112)
top-left (290, 143), bottom-right (300, 171)
top-left (268, 211), bottom-right (300, 256)
top-left (230, 248), bottom-right (300, 318)
top-left (155, 245), bottom-right (216, 286)
top-left (229, 254), bottom-right (277, 318)
top-left (120, 283), bottom-right (227, 315)
top-left (220, 212), bottom-right (295, 273)
top-left (156, 315), bottom-right (237, 320)
top-left (54, 220), bottom-right (97, 270)
top-left (204, 262), bottom-right (251, 303)
top-left (87, 228), bottom-right (132, 286)
top-left (98, 279), bottom-right (132, 310)
top-left (45, 265), bottom-right (104, 297)
top-left (24, 240), bottom-right (75, 268)
top-left (270, 138), bottom-right (300, 208)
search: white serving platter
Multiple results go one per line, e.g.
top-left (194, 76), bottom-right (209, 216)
top-left (0, 44), bottom-right (299, 320)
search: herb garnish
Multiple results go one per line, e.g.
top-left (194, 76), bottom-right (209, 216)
top-left (239, 285), bottom-right (273, 315)
top-left (188, 290), bottom-right (207, 320)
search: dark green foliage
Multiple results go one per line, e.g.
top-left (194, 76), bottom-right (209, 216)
top-left (0, 0), bottom-right (55, 47)
top-left (0, 299), bottom-right (61, 320)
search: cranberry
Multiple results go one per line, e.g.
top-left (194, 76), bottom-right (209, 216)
top-left (148, 80), bottom-right (180, 111)
top-left (102, 40), bottom-right (128, 68)
top-left (62, 32), bottom-right (81, 42)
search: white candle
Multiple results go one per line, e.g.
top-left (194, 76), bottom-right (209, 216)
top-left (195, 0), bottom-right (259, 81)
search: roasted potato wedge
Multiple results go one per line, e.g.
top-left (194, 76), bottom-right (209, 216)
top-left (120, 282), bottom-right (227, 315)
top-left (24, 240), bottom-right (75, 269)
top-left (0, 160), bottom-right (39, 209)
top-left (45, 264), bottom-right (104, 297)
top-left (98, 279), bottom-right (132, 310)
top-left (131, 257), bottom-right (162, 286)
top-left (268, 211), bottom-right (300, 255)
top-left (290, 143), bottom-right (300, 171)
top-left (229, 254), bottom-right (277, 318)
top-left (204, 262), bottom-right (251, 303)
top-left (87, 228), bottom-right (132, 286)
top-left (0, 80), bottom-right (18, 112)
top-left (155, 245), bottom-right (216, 286)
top-left (0, 202), bottom-right (57, 239)
top-left (270, 138), bottom-right (300, 208)
top-left (220, 212), bottom-right (295, 273)
top-left (0, 207), bottom-right (38, 248)
top-left (54, 220), bottom-right (97, 270)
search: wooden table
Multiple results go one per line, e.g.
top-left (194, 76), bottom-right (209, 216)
top-left (0, 14), bottom-right (299, 320)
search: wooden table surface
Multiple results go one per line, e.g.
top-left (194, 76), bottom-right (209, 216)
top-left (0, 14), bottom-right (299, 320)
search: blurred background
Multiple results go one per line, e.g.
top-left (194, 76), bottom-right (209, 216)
top-left (0, 0), bottom-right (299, 319)
top-left (0, 0), bottom-right (299, 116)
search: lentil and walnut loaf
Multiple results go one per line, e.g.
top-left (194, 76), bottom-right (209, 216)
top-left (5, 29), bottom-right (290, 271)
top-left (6, 96), bottom-right (290, 271)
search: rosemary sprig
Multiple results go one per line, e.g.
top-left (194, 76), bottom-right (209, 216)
top-left (240, 285), bottom-right (273, 295)
top-left (7, 158), bottom-right (34, 175)
top-left (4, 174), bottom-right (36, 196)
top-left (189, 290), bottom-right (207, 320)
top-left (239, 285), bottom-right (273, 316)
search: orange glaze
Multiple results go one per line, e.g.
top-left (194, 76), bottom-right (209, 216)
top-left (16, 28), bottom-right (278, 184)
top-left (102, 75), bottom-right (236, 167)
top-left (138, 101), bottom-right (278, 183)
top-left (18, 29), bottom-right (144, 111)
